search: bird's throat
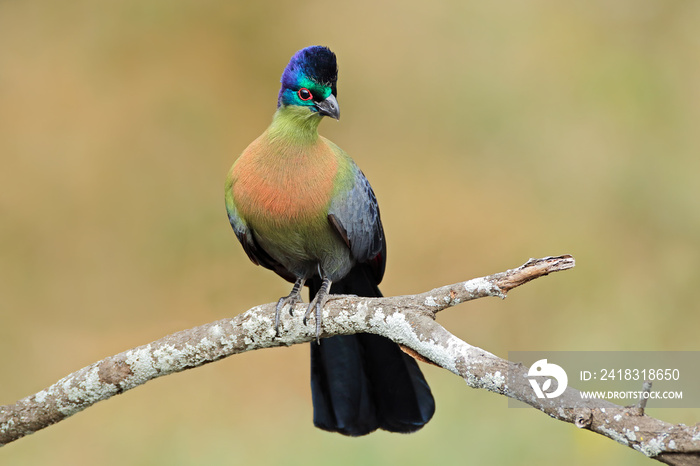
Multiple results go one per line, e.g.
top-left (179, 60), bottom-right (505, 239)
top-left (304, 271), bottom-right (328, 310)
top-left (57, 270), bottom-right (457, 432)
top-left (268, 105), bottom-right (323, 146)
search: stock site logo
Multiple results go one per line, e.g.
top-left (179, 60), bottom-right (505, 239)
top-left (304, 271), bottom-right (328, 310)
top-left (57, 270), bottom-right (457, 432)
top-left (527, 359), bottom-right (568, 399)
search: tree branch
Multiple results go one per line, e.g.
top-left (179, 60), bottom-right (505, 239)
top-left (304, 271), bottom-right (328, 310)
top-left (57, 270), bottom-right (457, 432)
top-left (2, 255), bottom-right (697, 464)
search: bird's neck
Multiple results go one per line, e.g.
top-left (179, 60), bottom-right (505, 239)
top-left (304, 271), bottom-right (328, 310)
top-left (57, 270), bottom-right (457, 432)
top-left (268, 105), bottom-right (323, 146)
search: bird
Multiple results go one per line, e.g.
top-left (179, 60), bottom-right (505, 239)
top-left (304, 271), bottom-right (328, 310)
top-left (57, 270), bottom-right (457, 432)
top-left (224, 45), bottom-right (435, 436)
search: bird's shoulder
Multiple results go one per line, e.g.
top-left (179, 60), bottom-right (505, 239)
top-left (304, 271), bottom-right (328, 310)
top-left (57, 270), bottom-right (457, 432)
top-left (322, 138), bottom-right (385, 270)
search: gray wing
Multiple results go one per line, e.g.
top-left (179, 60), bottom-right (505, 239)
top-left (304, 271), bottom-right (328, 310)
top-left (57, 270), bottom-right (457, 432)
top-left (226, 197), bottom-right (297, 283)
top-left (328, 163), bottom-right (386, 281)
top-left (226, 200), bottom-right (258, 263)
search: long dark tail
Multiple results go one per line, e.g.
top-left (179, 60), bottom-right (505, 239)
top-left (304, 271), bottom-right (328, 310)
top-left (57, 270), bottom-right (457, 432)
top-left (308, 266), bottom-right (435, 436)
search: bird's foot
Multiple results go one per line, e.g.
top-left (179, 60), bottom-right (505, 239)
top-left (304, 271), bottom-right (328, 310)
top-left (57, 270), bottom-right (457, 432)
top-left (303, 277), bottom-right (332, 344)
top-left (275, 278), bottom-right (305, 336)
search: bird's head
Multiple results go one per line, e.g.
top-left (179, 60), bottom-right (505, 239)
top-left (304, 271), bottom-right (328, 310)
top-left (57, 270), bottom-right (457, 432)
top-left (277, 46), bottom-right (340, 120)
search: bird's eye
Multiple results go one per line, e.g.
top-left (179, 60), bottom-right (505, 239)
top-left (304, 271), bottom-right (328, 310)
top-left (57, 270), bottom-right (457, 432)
top-left (297, 88), bottom-right (313, 101)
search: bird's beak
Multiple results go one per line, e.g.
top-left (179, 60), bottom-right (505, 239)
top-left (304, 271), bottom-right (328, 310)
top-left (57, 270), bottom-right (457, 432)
top-left (316, 94), bottom-right (340, 120)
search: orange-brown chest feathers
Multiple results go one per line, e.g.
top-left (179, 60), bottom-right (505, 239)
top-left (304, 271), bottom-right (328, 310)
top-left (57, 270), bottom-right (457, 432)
top-left (229, 132), bottom-right (339, 227)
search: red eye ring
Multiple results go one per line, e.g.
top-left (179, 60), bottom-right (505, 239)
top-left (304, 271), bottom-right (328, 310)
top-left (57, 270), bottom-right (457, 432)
top-left (297, 88), bottom-right (313, 101)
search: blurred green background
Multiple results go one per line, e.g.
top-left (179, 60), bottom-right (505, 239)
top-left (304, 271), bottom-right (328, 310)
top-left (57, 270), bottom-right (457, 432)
top-left (2, 0), bottom-right (699, 464)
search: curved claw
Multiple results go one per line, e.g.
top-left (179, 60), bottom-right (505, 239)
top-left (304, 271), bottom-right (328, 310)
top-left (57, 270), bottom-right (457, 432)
top-left (303, 277), bottom-right (332, 343)
top-left (275, 278), bottom-right (305, 336)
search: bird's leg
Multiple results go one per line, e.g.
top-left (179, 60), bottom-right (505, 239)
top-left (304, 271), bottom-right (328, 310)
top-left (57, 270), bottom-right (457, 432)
top-left (275, 278), bottom-right (305, 336)
top-left (304, 277), bottom-right (332, 344)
